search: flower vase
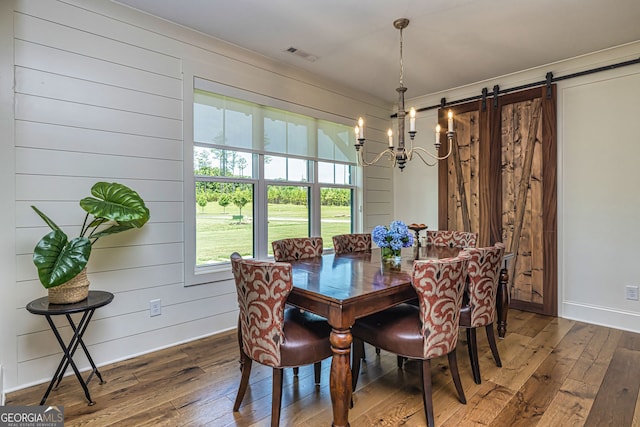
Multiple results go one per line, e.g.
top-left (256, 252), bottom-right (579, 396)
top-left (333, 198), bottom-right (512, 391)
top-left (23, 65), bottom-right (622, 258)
top-left (381, 247), bottom-right (402, 270)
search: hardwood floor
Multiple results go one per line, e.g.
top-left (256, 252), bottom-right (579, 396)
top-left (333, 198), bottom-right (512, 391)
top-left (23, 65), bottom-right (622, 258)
top-left (6, 309), bottom-right (640, 426)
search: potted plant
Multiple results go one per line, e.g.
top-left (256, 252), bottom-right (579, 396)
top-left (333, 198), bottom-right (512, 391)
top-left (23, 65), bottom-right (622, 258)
top-left (31, 181), bottom-right (150, 303)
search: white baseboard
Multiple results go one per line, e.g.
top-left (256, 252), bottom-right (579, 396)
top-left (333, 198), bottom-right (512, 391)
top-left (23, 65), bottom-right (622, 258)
top-left (562, 301), bottom-right (640, 333)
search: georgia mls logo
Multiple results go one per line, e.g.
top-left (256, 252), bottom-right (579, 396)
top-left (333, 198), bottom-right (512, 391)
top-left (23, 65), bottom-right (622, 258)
top-left (0, 405), bottom-right (64, 427)
top-left (44, 406), bottom-right (63, 418)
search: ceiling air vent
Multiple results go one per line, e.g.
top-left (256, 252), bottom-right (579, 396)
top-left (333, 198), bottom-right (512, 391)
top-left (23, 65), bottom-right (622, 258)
top-left (284, 46), bottom-right (318, 62)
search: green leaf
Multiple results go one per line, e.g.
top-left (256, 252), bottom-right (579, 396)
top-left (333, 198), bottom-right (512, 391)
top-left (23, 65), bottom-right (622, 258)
top-left (33, 231), bottom-right (91, 288)
top-left (90, 223), bottom-right (136, 239)
top-left (79, 182), bottom-right (150, 226)
top-left (31, 205), bottom-right (62, 232)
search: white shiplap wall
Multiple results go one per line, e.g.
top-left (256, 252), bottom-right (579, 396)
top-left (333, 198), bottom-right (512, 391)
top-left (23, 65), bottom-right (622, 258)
top-left (6, 0), bottom-right (391, 391)
top-left (0, 0), bottom-right (15, 401)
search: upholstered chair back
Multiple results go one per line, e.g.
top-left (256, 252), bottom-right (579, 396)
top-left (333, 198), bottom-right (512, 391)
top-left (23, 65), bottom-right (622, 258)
top-left (464, 243), bottom-right (505, 327)
top-left (412, 253), bottom-right (470, 359)
top-left (272, 237), bottom-right (323, 261)
top-left (230, 252), bottom-right (292, 367)
top-left (332, 233), bottom-right (372, 255)
top-left (426, 230), bottom-right (478, 248)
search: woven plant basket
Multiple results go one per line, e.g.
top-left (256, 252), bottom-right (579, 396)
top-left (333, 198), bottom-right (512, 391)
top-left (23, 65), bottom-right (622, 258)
top-left (48, 268), bottom-right (90, 304)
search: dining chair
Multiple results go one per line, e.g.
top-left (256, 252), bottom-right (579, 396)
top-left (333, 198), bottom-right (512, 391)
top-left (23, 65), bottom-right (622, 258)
top-left (351, 253), bottom-right (471, 427)
top-left (230, 252), bottom-right (332, 427)
top-left (426, 230), bottom-right (478, 248)
top-left (271, 236), bottom-right (325, 375)
top-left (459, 242), bottom-right (505, 384)
top-left (272, 237), bottom-right (324, 261)
top-left (332, 233), bottom-right (371, 254)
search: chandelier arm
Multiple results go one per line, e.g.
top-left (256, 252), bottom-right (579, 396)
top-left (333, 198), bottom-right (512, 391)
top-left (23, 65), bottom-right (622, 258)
top-left (408, 149), bottom-right (439, 167)
top-left (409, 137), bottom-right (453, 161)
top-left (357, 147), bottom-right (396, 166)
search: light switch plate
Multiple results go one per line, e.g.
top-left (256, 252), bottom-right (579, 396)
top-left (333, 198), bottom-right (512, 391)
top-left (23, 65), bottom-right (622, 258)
top-left (150, 299), bottom-right (162, 316)
top-left (626, 286), bottom-right (639, 301)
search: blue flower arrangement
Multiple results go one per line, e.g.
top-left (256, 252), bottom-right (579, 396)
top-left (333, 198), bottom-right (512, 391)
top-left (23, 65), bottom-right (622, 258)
top-left (372, 220), bottom-right (414, 251)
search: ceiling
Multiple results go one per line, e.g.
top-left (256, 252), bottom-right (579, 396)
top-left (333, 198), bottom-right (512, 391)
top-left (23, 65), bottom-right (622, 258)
top-left (115, 0), bottom-right (640, 103)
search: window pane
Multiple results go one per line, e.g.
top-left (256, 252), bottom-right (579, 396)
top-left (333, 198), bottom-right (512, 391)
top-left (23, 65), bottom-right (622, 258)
top-left (264, 109), bottom-right (287, 153)
top-left (264, 155), bottom-right (308, 182)
top-left (267, 185), bottom-right (310, 255)
top-left (336, 164), bottom-right (351, 185)
top-left (317, 120), bottom-right (356, 162)
top-left (318, 162), bottom-right (334, 184)
top-left (195, 182), bottom-right (254, 265)
top-left (195, 147), bottom-right (254, 178)
top-left (194, 90), bottom-right (256, 150)
top-left (320, 188), bottom-right (352, 248)
top-left (288, 158), bottom-right (308, 182)
top-left (318, 162), bottom-right (351, 185)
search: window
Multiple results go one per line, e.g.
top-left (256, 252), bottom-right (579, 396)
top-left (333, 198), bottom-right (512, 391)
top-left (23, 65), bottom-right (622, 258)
top-left (186, 79), bottom-right (360, 285)
top-left (194, 147), bottom-right (256, 263)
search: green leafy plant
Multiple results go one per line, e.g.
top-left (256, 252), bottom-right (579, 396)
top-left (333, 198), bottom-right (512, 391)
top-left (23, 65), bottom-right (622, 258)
top-left (31, 182), bottom-right (150, 288)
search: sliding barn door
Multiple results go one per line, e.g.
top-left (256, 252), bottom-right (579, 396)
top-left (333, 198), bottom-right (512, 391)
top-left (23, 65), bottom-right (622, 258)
top-left (438, 86), bottom-right (557, 316)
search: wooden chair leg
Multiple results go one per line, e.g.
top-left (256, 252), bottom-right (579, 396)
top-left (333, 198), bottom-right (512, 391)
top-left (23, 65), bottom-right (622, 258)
top-left (466, 327), bottom-right (481, 384)
top-left (420, 359), bottom-right (435, 427)
top-left (486, 323), bottom-right (502, 367)
top-left (375, 347), bottom-right (381, 355)
top-left (271, 368), bottom-right (284, 427)
top-left (397, 355), bottom-right (405, 368)
top-left (233, 352), bottom-right (252, 411)
top-left (237, 317), bottom-right (244, 371)
top-left (447, 350), bottom-right (466, 404)
top-left (314, 361), bottom-right (322, 386)
top-left (351, 338), bottom-right (364, 408)
top-left (293, 367), bottom-right (299, 376)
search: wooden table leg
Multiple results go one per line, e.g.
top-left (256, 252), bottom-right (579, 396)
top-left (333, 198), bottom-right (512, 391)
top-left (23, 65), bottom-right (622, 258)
top-left (496, 265), bottom-right (510, 338)
top-left (329, 327), bottom-right (352, 427)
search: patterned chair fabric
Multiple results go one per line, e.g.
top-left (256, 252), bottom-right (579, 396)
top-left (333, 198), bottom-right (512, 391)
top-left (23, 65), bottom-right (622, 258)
top-left (426, 230), bottom-right (478, 248)
top-left (272, 237), bottom-right (323, 261)
top-left (412, 254), bottom-right (471, 359)
top-left (465, 243), bottom-right (505, 327)
top-left (231, 253), bottom-right (292, 367)
top-left (332, 233), bottom-right (372, 255)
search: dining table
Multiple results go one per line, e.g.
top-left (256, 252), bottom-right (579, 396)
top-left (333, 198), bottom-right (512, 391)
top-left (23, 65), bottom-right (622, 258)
top-left (286, 245), bottom-right (511, 427)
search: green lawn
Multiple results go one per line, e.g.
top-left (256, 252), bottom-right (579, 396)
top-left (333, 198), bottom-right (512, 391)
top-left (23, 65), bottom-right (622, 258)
top-left (196, 202), bottom-right (351, 264)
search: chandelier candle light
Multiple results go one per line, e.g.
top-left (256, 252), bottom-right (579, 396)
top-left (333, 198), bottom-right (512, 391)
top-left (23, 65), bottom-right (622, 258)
top-left (354, 18), bottom-right (455, 170)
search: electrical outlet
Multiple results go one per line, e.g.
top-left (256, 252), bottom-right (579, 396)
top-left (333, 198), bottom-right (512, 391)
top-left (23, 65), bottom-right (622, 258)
top-left (626, 286), bottom-right (639, 301)
top-left (150, 299), bottom-right (162, 316)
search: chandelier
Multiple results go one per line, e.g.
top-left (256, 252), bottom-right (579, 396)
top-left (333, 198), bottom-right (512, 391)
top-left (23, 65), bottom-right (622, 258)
top-left (354, 18), bottom-right (454, 171)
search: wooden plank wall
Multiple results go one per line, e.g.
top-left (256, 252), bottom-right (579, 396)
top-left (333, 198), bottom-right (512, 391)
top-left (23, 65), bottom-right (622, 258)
top-left (8, 0), bottom-right (390, 391)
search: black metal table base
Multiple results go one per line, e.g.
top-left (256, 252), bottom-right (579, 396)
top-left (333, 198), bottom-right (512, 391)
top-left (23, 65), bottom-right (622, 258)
top-left (26, 291), bottom-right (114, 406)
top-left (40, 310), bottom-right (105, 406)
